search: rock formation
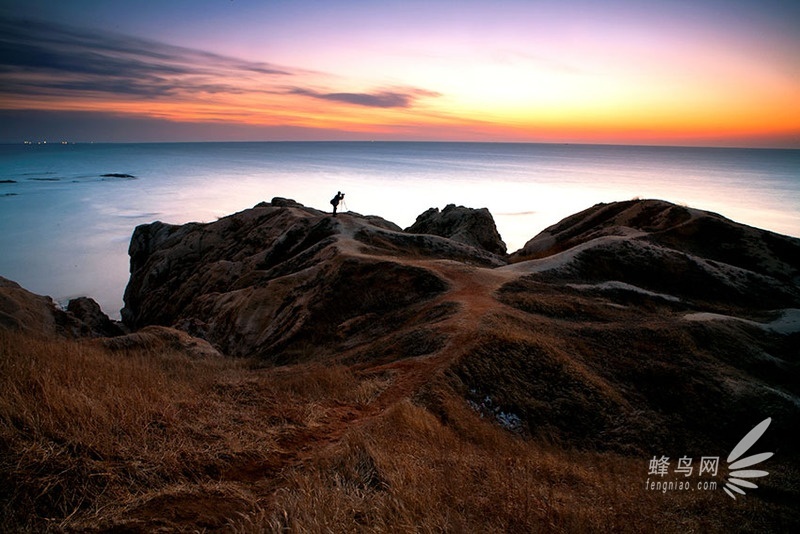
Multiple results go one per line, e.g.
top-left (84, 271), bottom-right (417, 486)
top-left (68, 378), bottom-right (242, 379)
top-left (113, 197), bottom-right (800, 454)
top-left (121, 198), bottom-right (505, 361)
top-left (0, 277), bottom-right (127, 339)
top-left (405, 203), bottom-right (507, 255)
top-left (3, 198), bottom-right (799, 455)
top-left (508, 199), bottom-right (800, 310)
top-left (1, 276), bottom-right (71, 336)
top-left (67, 296), bottom-right (126, 337)
top-left (100, 325), bottom-right (221, 358)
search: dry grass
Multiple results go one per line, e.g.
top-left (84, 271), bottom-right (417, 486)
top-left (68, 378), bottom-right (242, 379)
top-left (247, 396), bottom-right (797, 534)
top-left (1, 330), bottom-right (796, 532)
top-left (252, 399), bottom-right (720, 533)
top-left (0, 331), bottom-right (380, 531)
top-left (0, 331), bottom-right (249, 529)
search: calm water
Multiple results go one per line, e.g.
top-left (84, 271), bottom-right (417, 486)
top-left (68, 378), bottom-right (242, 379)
top-left (1, 142), bottom-right (798, 318)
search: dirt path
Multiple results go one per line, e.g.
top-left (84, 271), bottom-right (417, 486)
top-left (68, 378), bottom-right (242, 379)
top-left (130, 224), bottom-right (526, 530)
top-left (362, 261), bottom-right (517, 407)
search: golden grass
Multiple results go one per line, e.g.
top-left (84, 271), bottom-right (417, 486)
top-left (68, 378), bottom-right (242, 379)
top-left (1, 330), bottom-right (794, 532)
top-left (0, 331), bottom-right (246, 528)
top-left (253, 394), bottom-right (799, 533)
top-left (0, 331), bottom-right (372, 531)
top-left (253, 399), bottom-right (709, 533)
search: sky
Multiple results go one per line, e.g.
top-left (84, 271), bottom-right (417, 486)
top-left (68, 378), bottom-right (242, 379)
top-left (1, 0), bottom-right (799, 147)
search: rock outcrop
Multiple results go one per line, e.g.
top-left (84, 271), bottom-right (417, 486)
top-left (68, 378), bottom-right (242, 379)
top-left (99, 325), bottom-right (221, 358)
top-left (508, 199), bottom-right (800, 309)
top-left (122, 198), bottom-right (504, 361)
top-left (6, 198), bottom-right (798, 456)
top-left (116, 197), bottom-right (800, 455)
top-left (67, 297), bottom-right (126, 337)
top-left (405, 204), bottom-right (507, 255)
top-left (511, 199), bottom-right (800, 279)
top-left (0, 276), bottom-right (84, 337)
top-left (0, 277), bottom-right (126, 338)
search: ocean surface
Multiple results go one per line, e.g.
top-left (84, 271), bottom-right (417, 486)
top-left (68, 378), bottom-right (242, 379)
top-left (1, 142), bottom-right (798, 319)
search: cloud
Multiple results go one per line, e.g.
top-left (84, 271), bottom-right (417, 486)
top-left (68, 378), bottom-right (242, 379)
top-left (0, 109), bottom-right (377, 143)
top-left (0, 16), bottom-right (294, 100)
top-left (0, 15), bottom-right (447, 141)
top-left (0, 15), bottom-right (442, 118)
top-left (290, 87), bottom-right (441, 108)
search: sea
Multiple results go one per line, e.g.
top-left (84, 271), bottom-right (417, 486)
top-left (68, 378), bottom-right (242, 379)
top-left (1, 142), bottom-right (798, 319)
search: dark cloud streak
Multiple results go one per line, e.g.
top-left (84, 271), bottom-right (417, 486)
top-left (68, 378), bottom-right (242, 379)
top-left (0, 15), bottom-right (441, 110)
top-left (0, 16), bottom-right (293, 99)
top-left (290, 87), bottom-right (440, 109)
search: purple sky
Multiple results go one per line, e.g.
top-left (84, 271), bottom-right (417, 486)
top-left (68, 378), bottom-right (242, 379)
top-left (1, 0), bottom-right (798, 146)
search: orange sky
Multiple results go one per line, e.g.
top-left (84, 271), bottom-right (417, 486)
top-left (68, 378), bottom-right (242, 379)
top-left (1, 0), bottom-right (798, 147)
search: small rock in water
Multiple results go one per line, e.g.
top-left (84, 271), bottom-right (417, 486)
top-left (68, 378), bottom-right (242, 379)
top-left (101, 173), bottom-right (136, 179)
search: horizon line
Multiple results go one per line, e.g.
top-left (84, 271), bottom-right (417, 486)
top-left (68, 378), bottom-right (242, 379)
top-left (0, 139), bottom-right (800, 151)
top-left (4, 139), bottom-right (799, 151)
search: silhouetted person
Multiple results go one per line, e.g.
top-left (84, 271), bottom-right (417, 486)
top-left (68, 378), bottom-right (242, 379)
top-left (330, 191), bottom-right (345, 217)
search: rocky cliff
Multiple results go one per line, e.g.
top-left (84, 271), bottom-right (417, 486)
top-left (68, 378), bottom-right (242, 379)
top-left (117, 197), bottom-right (800, 453)
top-left (3, 196), bottom-right (799, 451)
top-left (121, 199), bottom-right (505, 361)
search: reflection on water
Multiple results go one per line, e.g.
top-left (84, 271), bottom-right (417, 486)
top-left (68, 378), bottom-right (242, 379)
top-left (1, 142), bottom-right (798, 318)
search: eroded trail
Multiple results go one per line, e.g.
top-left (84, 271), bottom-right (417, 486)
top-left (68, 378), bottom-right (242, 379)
top-left (128, 218), bottom-right (528, 529)
top-left (298, 261), bottom-right (512, 431)
top-left (202, 256), bottom-right (520, 520)
top-left (362, 260), bottom-right (518, 407)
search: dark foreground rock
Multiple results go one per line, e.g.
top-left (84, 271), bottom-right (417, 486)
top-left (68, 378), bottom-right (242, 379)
top-left (0, 276), bottom-right (76, 337)
top-left (67, 297), bottom-right (126, 337)
top-left (99, 325), bottom-right (221, 358)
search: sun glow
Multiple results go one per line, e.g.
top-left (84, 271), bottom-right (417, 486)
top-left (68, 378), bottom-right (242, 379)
top-left (1, 1), bottom-right (798, 146)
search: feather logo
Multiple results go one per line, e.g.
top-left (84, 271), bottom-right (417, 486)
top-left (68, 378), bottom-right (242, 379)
top-left (724, 417), bottom-right (773, 500)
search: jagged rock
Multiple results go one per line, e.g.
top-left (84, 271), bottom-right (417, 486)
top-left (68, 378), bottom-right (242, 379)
top-left (67, 297), bottom-right (126, 337)
top-left (0, 276), bottom-right (94, 337)
top-left (405, 204), bottom-right (507, 255)
top-left (267, 197), bottom-right (304, 208)
top-left (116, 197), bottom-right (800, 453)
top-left (121, 200), bottom-right (512, 359)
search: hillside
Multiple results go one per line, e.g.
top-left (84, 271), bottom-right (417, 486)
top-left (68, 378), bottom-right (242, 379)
top-left (2, 198), bottom-right (799, 532)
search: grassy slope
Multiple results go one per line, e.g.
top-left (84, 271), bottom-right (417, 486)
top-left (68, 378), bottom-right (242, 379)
top-left (2, 331), bottom-right (797, 532)
top-left (3, 200), bottom-right (798, 531)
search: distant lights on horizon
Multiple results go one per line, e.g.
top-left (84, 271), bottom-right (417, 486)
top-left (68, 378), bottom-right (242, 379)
top-left (23, 140), bottom-right (78, 145)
